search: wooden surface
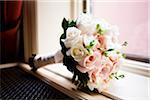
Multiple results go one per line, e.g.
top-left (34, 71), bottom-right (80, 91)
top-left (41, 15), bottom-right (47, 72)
top-left (19, 63), bottom-right (149, 100)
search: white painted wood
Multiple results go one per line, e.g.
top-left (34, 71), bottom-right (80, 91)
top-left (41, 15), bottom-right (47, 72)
top-left (121, 59), bottom-right (150, 77)
top-left (104, 70), bottom-right (149, 100)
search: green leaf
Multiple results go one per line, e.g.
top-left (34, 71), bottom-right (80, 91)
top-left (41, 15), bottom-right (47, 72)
top-left (96, 24), bottom-right (104, 35)
top-left (85, 40), bottom-right (96, 55)
top-left (122, 54), bottom-right (126, 58)
top-left (86, 48), bottom-right (93, 55)
top-left (104, 51), bottom-right (108, 57)
top-left (107, 49), bottom-right (114, 51)
top-left (68, 20), bottom-right (76, 27)
top-left (98, 48), bottom-right (101, 50)
top-left (89, 40), bottom-right (96, 47)
top-left (118, 75), bottom-right (125, 78)
top-left (96, 24), bottom-right (100, 30)
top-left (115, 76), bottom-right (119, 80)
top-left (109, 75), bottom-right (113, 79)
top-left (103, 49), bottom-right (115, 57)
top-left (62, 18), bottom-right (68, 30)
top-left (98, 29), bottom-right (102, 35)
top-left (85, 40), bottom-right (96, 49)
top-left (60, 33), bottom-right (66, 39)
top-left (110, 72), bottom-right (125, 80)
top-left (116, 51), bottom-right (120, 54)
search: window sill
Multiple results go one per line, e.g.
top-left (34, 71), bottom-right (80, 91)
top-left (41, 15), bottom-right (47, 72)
top-left (121, 59), bottom-right (150, 77)
top-left (19, 62), bottom-right (149, 100)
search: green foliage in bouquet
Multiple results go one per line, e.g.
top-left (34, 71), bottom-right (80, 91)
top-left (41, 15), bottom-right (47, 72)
top-left (60, 18), bottom-right (89, 88)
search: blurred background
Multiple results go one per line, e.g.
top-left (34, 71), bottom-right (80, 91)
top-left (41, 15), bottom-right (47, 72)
top-left (0, 0), bottom-right (149, 64)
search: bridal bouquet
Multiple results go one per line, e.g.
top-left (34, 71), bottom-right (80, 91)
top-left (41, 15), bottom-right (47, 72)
top-left (60, 13), bottom-right (125, 93)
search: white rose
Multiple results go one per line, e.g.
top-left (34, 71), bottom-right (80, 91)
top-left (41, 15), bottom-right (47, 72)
top-left (105, 34), bottom-right (121, 50)
top-left (87, 77), bottom-right (107, 93)
top-left (106, 40), bottom-right (121, 50)
top-left (77, 13), bottom-right (111, 35)
top-left (105, 30), bottom-right (113, 36)
top-left (107, 50), bottom-right (119, 59)
top-left (104, 25), bottom-right (120, 49)
top-left (110, 25), bottom-right (120, 35)
top-left (64, 27), bottom-right (81, 48)
top-left (95, 19), bottom-right (110, 31)
top-left (110, 26), bottom-right (121, 50)
top-left (70, 44), bottom-right (88, 62)
top-left (112, 35), bottom-right (118, 43)
top-left (105, 36), bottom-right (114, 49)
top-left (83, 34), bottom-right (97, 47)
top-left (77, 13), bottom-right (96, 35)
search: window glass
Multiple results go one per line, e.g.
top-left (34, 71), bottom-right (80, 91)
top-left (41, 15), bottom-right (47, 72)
top-left (91, 0), bottom-right (149, 59)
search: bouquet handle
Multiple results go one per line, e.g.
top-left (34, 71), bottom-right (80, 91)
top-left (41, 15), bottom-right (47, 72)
top-left (28, 50), bottom-right (63, 71)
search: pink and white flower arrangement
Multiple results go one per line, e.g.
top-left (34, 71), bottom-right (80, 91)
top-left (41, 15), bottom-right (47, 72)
top-left (60, 13), bottom-right (125, 93)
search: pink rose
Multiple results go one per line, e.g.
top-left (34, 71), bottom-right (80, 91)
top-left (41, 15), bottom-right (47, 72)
top-left (88, 63), bottom-right (112, 84)
top-left (109, 55), bottom-right (121, 73)
top-left (87, 59), bottom-right (118, 92)
top-left (88, 57), bottom-right (114, 83)
top-left (99, 57), bottom-right (114, 80)
top-left (111, 60), bottom-right (120, 73)
top-left (88, 67), bottom-right (100, 83)
top-left (99, 64), bottom-right (112, 80)
top-left (76, 51), bottom-right (102, 73)
top-left (95, 34), bottom-right (106, 49)
top-left (99, 57), bottom-right (120, 80)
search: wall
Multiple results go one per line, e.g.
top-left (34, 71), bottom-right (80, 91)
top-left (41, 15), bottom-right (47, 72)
top-left (37, 0), bottom-right (71, 54)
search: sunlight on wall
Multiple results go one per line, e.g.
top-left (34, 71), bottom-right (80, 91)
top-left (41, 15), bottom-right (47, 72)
top-left (37, 0), bottom-right (71, 54)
